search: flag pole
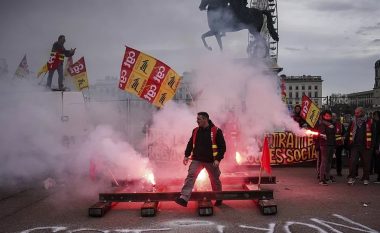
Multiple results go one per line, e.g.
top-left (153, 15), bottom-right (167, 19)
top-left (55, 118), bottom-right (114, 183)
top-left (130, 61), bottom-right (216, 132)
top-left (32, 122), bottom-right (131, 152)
top-left (258, 160), bottom-right (263, 190)
top-left (38, 72), bottom-right (47, 85)
top-left (258, 135), bottom-right (268, 190)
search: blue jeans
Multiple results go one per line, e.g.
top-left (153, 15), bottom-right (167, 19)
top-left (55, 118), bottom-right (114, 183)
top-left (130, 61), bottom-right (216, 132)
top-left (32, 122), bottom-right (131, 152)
top-left (180, 160), bottom-right (222, 201)
top-left (46, 63), bottom-right (64, 89)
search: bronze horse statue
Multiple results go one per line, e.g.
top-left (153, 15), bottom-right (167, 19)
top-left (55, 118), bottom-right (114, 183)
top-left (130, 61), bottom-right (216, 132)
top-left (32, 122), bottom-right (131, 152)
top-left (199, 0), bottom-right (278, 53)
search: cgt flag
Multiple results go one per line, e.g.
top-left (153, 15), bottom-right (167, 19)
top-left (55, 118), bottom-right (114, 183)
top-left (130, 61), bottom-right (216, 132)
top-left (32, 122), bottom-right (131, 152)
top-left (261, 136), bottom-right (271, 174)
top-left (14, 54), bottom-right (30, 78)
top-left (119, 46), bottom-right (181, 108)
top-left (300, 95), bottom-right (321, 128)
top-left (37, 63), bottom-right (48, 78)
top-left (68, 57), bottom-right (89, 91)
top-left (64, 56), bottom-right (73, 78)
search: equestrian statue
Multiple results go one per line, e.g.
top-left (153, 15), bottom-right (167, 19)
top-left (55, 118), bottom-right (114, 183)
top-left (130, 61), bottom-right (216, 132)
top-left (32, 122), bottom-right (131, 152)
top-left (199, 0), bottom-right (279, 56)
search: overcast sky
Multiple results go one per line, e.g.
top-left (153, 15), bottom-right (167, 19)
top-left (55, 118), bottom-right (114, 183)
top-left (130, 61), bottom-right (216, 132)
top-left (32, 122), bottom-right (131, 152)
top-left (0, 0), bottom-right (379, 96)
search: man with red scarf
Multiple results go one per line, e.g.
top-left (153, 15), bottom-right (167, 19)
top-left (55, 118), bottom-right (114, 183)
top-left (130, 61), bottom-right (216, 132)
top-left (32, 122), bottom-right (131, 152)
top-left (347, 107), bottom-right (375, 185)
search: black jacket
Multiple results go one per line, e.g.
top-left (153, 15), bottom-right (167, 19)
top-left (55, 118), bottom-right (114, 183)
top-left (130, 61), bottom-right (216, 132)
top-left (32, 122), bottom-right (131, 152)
top-left (373, 120), bottom-right (380, 150)
top-left (185, 125), bottom-right (226, 163)
top-left (318, 120), bottom-right (336, 147)
top-left (51, 42), bottom-right (74, 57)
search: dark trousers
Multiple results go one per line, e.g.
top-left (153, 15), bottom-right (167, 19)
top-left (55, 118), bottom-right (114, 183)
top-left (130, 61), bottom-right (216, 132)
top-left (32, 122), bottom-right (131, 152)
top-left (334, 145), bottom-right (344, 175)
top-left (46, 63), bottom-right (64, 89)
top-left (319, 145), bottom-right (334, 181)
top-left (348, 146), bottom-right (371, 180)
top-left (375, 151), bottom-right (380, 178)
top-left (370, 150), bottom-right (380, 175)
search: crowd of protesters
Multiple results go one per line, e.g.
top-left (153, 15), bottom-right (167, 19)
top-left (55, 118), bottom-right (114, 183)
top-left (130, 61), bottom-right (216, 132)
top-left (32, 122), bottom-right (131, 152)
top-left (292, 105), bottom-right (380, 186)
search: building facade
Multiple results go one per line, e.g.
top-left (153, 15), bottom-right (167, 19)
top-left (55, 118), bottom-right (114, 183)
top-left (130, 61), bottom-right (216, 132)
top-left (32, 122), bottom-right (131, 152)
top-left (346, 59), bottom-right (380, 109)
top-left (347, 90), bottom-right (374, 108)
top-left (281, 75), bottom-right (323, 107)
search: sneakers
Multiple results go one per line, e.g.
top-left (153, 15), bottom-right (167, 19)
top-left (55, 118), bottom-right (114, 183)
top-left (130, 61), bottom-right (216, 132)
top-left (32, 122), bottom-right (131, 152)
top-left (214, 200), bottom-right (223, 206)
top-left (328, 176), bottom-right (336, 183)
top-left (175, 197), bottom-right (188, 207)
top-left (319, 180), bottom-right (328, 186)
top-left (363, 180), bottom-right (369, 185)
top-left (347, 178), bottom-right (355, 185)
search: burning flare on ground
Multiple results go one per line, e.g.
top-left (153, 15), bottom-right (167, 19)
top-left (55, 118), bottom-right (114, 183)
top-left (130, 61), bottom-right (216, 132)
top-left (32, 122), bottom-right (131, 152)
top-left (144, 171), bottom-right (156, 185)
top-left (195, 168), bottom-right (209, 190)
top-left (235, 151), bottom-right (243, 165)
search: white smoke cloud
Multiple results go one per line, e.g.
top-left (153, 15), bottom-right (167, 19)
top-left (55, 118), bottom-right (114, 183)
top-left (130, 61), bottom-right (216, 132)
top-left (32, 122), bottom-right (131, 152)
top-left (0, 76), bottom-right (155, 196)
top-left (193, 55), bottom-right (302, 160)
top-left (192, 55), bottom-right (301, 134)
top-left (75, 124), bottom-right (151, 180)
top-left (147, 54), bottom-right (303, 172)
top-left (0, 52), bottom-right (305, 197)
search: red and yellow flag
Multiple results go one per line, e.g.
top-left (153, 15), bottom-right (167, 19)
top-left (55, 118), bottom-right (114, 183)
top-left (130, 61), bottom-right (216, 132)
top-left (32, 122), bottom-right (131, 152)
top-left (119, 46), bottom-right (181, 108)
top-left (68, 57), bottom-right (89, 91)
top-left (14, 54), bottom-right (30, 78)
top-left (300, 95), bottom-right (320, 128)
top-left (37, 63), bottom-right (48, 78)
top-left (64, 56), bottom-right (73, 77)
top-left (47, 52), bottom-right (63, 71)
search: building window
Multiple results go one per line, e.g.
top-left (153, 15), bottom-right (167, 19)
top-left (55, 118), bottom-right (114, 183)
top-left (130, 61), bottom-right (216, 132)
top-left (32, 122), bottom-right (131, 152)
top-left (314, 92), bottom-right (318, 98)
top-left (295, 86), bottom-right (299, 90)
top-left (308, 92), bottom-right (311, 97)
top-left (314, 85), bottom-right (318, 90)
top-left (302, 92), bottom-right (305, 97)
top-left (296, 92), bottom-right (299, 98)
top-left (289, 92), bottom-right (293, 98)
top-left (308, 86), bottom-right (311, 90)
top-left (302, 86), bottom-right (305, 90)
top-left (289, 86), bottom-right (292, 90)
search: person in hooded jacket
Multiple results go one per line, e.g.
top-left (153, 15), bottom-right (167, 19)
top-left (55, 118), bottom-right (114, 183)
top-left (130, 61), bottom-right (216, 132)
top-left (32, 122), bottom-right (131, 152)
top-left (318, 110), bottom-right (336, 185)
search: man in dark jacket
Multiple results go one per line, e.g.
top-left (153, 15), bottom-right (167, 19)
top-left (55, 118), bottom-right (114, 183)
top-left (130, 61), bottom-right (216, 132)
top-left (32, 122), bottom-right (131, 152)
top-left (332, 113), bottom-right (346, 176)
top-left (46, 35), bottom-right (75, 91)
top-left (175, 112), bottom-right (226, 207)
top-left (373, 111), bottom-right (380, 183)
top-left (347, 107), bottom-right (374, 185)
top-left (318, 110), bottom-right (336, 185)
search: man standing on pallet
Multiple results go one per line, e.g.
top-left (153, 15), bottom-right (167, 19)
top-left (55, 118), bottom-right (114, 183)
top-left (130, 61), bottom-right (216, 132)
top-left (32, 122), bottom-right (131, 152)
top-left (175, 112), bottom-right (226, 207)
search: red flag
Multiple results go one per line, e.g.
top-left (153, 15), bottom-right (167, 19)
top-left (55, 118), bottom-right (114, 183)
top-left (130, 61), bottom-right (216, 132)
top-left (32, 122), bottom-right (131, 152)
top-left (47, 52), bottom-right (61, 71)
top-left (261, 136), bottom-right (271, 174)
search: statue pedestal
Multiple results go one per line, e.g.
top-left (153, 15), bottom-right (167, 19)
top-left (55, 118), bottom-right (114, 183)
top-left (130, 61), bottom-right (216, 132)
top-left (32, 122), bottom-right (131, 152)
top-left (233, 58), bottom-right (283, 74)
top-left (268, 60), bottom-right (283, 74)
